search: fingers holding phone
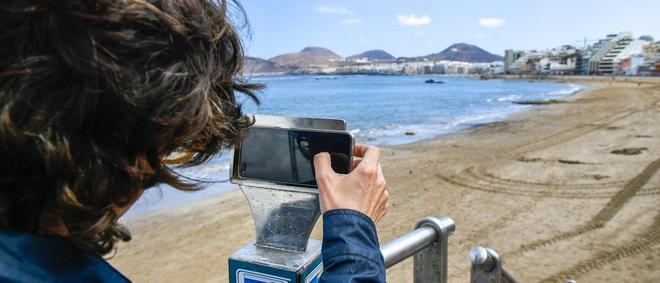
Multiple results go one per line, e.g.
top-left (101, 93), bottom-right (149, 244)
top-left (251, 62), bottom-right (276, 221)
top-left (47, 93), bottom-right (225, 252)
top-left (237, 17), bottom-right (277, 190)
top-left (314, 144), bottom-right (389, 224)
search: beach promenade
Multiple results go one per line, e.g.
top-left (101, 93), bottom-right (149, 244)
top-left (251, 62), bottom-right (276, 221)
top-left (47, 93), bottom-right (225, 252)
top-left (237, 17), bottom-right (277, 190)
top-left (110, 78), bottom-right (660, 282)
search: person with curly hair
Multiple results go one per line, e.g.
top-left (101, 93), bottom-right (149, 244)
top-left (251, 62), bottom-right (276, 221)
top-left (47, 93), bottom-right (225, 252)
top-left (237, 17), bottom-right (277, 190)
top-left (0, 0), bottom-right (388, 282)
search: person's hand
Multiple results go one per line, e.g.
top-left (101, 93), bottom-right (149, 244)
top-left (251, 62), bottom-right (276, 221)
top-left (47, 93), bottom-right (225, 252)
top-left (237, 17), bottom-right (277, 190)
top-left (314, 144), bottom-right (389, 223)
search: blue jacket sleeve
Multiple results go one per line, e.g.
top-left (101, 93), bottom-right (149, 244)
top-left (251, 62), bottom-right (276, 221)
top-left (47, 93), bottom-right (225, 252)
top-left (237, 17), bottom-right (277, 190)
top-left (0, 230), bottom-right (130, 283)
top-left (320, 209), bottom-right (386, 283)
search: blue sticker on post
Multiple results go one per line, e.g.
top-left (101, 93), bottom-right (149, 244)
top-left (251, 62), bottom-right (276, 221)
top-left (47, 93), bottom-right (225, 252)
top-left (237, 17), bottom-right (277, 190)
top-left (304, 263), bottom-right (323, 283)
top-left (229, 241), bottom-right (323, 283)
top-left (236, 269), bottom-right (291, 283)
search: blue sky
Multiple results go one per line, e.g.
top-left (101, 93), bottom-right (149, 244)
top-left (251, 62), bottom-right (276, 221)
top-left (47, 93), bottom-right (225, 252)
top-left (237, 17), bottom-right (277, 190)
top-left (239, 0), bottom-right (659, 59)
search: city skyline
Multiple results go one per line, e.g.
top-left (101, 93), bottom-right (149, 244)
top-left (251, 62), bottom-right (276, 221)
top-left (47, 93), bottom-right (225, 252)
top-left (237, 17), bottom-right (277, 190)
top-left (240, 0), bottom-right (660, 59)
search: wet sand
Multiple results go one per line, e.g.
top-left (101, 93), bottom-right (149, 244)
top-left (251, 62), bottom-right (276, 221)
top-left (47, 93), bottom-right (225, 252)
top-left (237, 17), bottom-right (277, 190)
top-left (110, 77), bottom-right (660, 283)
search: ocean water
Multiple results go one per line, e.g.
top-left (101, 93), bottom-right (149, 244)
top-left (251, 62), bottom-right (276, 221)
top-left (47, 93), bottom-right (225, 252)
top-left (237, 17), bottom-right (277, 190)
top-left (246, 75), bottom-right (581, 145)
top-left (124, 75), bottom-right (583, 217)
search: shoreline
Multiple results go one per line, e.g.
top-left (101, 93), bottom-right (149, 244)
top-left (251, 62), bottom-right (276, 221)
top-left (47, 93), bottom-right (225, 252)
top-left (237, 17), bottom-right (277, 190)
top-left (111, 78), bottom-right (660, 282)
top-left (125, 78), bottom-right (585, 219)
top-left (495, 74), bottom-right (660, 85)
top-left (380, 81), bottom-right (593, 150)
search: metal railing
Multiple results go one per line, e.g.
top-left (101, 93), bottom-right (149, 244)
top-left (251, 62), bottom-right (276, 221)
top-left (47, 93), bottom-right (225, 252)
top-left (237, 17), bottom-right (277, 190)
top-left (379, 216), bottom-right (521, 283)
top-left (379, 216), bottom-right (455, 283)
top-left (469, 247), bottom-right (518, 283)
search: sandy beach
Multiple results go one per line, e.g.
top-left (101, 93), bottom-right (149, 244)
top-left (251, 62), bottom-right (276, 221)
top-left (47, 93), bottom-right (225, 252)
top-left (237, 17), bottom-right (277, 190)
top-left (110, 77), bottom-right (660, 282)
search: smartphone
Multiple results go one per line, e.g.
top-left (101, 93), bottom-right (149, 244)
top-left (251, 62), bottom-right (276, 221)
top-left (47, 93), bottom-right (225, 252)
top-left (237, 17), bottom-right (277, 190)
top-left (236, 127), bottom-right (354, 187)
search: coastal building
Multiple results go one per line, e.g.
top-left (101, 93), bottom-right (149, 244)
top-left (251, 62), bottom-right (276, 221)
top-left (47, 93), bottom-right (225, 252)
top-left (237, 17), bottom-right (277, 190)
top-left (332, 56), bottom-right (512, 76)
top-left (574, 51), bottom-right (584, 74)
top-left (489, 62), bottom-right (504, 74)
top-left (497, 32), bottom-right (655, 76)
top-left (504, 49), bottom-right (524, 73)
top-left (655, 42), bottom-right (660, 75)
top-left (538, 45), bottom-right (580, 75)
top-left (588, 32), bottom-right (634, 74)
top-left (639, 35), bottom-right (654, 42)
top-left (585, 34), bottom-right (616, 75)
top-left (506, 51), bottom-right (546, 74)
top-left (579, 50), bottom-right (593, 75)
top-left (617, 54), bottom-right (646, 76)
top-left (350, 58), bottom-right (371, 64)
top-left (612, 39), bottom-right (652, 75)
top-left (641, 41), bottom-right (660, 76)
top-left (598, 37), bottom-right (634, 74)
top-left (579, 37), bottom-right (607, 75)
top-left (431, 64), bottom-right (446, 74)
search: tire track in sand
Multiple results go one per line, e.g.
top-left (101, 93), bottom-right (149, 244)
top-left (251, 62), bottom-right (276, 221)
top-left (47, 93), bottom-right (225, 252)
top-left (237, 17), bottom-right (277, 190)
top-left (512, 85), bottom-right (660, 157)
top-left (456, 197), bottom-right (541, 246)
top-left (448, 197), bottom-right (542, 278)
top-left (438, 171), bottom-right (623, 199)
top-left (438, 108), bottom-right (648, 199)
top-left (513, 158), bottom-right (660, 255)
top-left (539, 212), bottom-right (660, 283)
top-left (511, 109), bottom-right (636, 156)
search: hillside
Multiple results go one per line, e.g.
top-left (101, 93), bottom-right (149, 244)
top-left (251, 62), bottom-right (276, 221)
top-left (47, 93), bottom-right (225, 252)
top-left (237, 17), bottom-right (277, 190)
top-left (244, 56), bottom-right (281, 73)
top-left (243, 43), bottom-right (503, 74)
top-left (347, 49), bottom-right (396, 61)
top-left (269, 47), bottom-right (343, 67)
top-left (420, 43), bottom-right (503, 63)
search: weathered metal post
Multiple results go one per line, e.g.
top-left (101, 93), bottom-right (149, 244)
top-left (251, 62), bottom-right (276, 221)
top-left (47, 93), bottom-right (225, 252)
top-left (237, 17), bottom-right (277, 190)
top-left (413, 216), bottom-right (455, 283)
top-left (469, 246), bottom-right (518, 283)
top-left (228, 115), bottom-right (346, 283)
top-left (380, 216), bottom-right (455, 283)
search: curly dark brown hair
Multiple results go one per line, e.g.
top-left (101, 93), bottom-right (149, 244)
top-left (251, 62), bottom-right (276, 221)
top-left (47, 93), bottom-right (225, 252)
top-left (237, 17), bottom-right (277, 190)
top-left (0, 0), bottom-right (261, 255)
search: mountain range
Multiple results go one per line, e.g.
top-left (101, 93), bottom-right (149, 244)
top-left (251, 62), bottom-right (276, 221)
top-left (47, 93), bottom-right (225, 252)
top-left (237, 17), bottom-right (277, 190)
top-left (415, 43), bottom-right (504, 63)
top-left (244, 43), bottom-right (503, 74)
top-left (270, 47), bottom-right (342, 67)
top-left (347, 49), bottom-right (396, 61)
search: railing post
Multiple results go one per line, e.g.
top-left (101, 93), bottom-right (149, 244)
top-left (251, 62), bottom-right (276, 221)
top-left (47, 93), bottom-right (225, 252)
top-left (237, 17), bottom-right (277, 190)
top-left (469, 247), bottom-right (517, 283)
top-left (413, 216), bottom-right (455, 283)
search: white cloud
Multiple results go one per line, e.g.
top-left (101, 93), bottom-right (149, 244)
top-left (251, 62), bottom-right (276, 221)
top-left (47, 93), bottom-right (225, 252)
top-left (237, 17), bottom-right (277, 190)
top-left (397, 14), bottom-right (431, 26)
top-left (341, 18), bottom-right (363, 25)
top-left (479, 18), bottom-right (505, 27)
top-left (316, 5), bottom-right (352, 14)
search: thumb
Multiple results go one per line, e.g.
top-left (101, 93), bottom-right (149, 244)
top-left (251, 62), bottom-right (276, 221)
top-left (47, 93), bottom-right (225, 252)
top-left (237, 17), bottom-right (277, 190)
top-left (313, 152), bottom-right (334, 180)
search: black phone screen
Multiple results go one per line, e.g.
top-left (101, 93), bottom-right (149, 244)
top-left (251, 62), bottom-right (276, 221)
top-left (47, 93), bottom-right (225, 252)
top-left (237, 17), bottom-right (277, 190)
top-left (238, 127), bottom-right (353, 187)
